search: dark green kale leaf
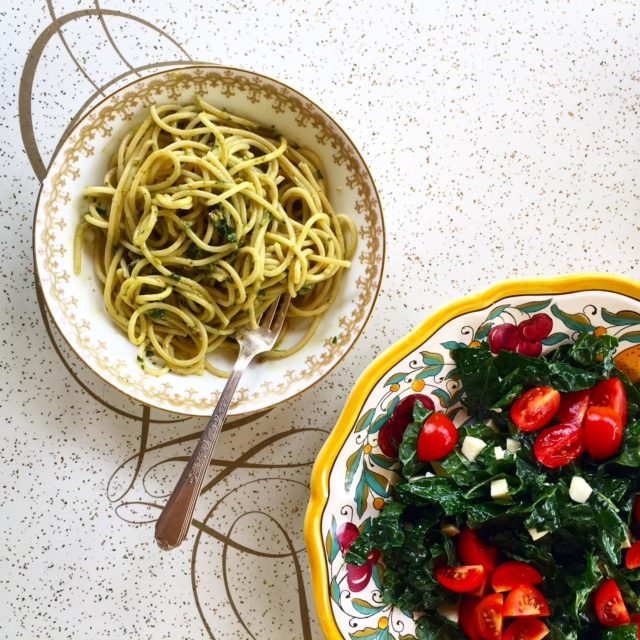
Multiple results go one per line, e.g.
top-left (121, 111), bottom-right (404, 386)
top-left (415, 615), bottom-right (465, 640)
top-left (451, 344), bottom-right (501, 418)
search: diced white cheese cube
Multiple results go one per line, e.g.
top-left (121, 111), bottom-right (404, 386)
top-left (569, 476), bottom-right (593, 504)
top-left (621, 529), bottom-right (633, 549)
top-left (494, 446), bottom-right (505, 460)
top-left (424, 472), bottom-right (435, 478)
top-left (506, 438), bottom-right (521, 454)
top-left (528, 527), bottom-right (549, 541)
top-left (437, 603), bottom-right (459, 623)
top-left (441, 523), bottom-right (461, 537)
top-left (461, 436), bottom-right (487, 462)
top-left (491, 479), bottom-right (510, 499)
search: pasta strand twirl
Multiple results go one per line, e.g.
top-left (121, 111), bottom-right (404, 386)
top-left (75, 98), bottom-right (355, 376)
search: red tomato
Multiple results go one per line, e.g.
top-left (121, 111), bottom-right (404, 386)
top-left (533, 423), bottom-right (584, 468)
top-left (417, 412), bottom-right (458, 461)
top-left (435, 565), bottom-right (485, 593)
top-left (503, 586), bottom-right (551, 617)
top-left (511, 387), bottom-right (561, 432)
top-left (457, 528), bottom-right (499, 574)
top-left (630, 613), bottom-right (640, 638)
top-left (502, 618), bottom-right (550, 640)
top-left (584, 406), bottom-right (624, 460)
top-left (474, 593), bottom-right (504, 640)
top-left (490, 561), bottom-right (544, 593)
top-left (626, 541), bottom-right (640, 570)
top-left (378, 393), bottom-right (436, 457)
top-left (459, 595), bottom-right (482, 640)
top-left (591, 377), bottom-right (628, 427)
top-left (556, 389), bottom-right (591, 427)
top-left (594, 579), bottom-right (631, 626)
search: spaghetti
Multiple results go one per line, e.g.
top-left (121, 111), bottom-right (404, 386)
top-left (75, 97), bottom-right (356, 376)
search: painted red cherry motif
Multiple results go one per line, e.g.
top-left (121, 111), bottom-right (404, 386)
top-left (378, 393), bottom-right (436, 458)
top-left (488, 313), bottom-right (552, 356)
top-left (336, 522), bottom-right (380, 592)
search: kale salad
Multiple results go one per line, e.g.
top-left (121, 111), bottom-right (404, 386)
top-left (346, 322), bottom-right (640, 640)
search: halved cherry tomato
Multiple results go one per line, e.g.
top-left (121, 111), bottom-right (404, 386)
top-left (457, 528), bottom-right (499, 574)
top-left (511, 387), bottom-right (561, 432)
top-left (490, 561), bottom-right (544, 593)
top-left (533, 422), bottom-right (584, 468)
top-left (591, 377), bottom-right (628, 427)
top-left (378, 393), bottom-right (436, 457)
top-left (435, 565), bottom-right (485, 593)
top-left (417, 412), bottom-right (458, 461)
top-left (594, 579), bottom-right (631, 626)
top-left (630, 613), bottom-right (640, 638)
top-left (626, 541), bottom-right (640, 570)
top-left (503, 586), bottom-right (551, 617)
top-left (474, 593), bottom-right (504, 640)
top-left (556, 389), bottom-right (591, 427)
top-left (459, 595), bottom-right (482, 640)
top-left (584, 405), bottom-right (624, 460)
top-left (502, 618), bottom-right (550, 640)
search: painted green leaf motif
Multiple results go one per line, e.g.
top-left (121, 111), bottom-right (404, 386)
top-left (421, 350), bottom-right (444, 366)
top-left (370, 414), bottom-right (389, 435)
top-left (415, 364), bottom-right (443, 380)
top-left (350, 627), bottom-right (386, 639)
top-left (486, 303), bottom-right (511, 320)
top-left (327, 516), bottom-right (340, 563)
top-left (365, 468), bottom-right (390, 498)
top-left (369, 453), bottom-right (398, 470)
top-left (351, 598), bottom-right (386, 615)
top-left (345, 447), bottom-right (364, 491)
top-left (371, 562), bottom-right (384, 590)
top-left (475, 322), bottom-right (493, 340)
top-left (330, 576), bottom-right (341, 604)
top-left (432, 387), bottom-right (451, 408)
top-left (416, 351), bottom-right (444, 379)
top-left (542, 331), bottom-right (569, 346)
top-left (515, 298), bottom-right (552, 314)
top-left (355, 408), bottom-right (376, 433)
top-left (551, 304), bottom-right (593, 331)
top-left (441, 340), bottom-right (467, 350)
top-left (384, 371), bottom-right (407, 386)
top-left (620, 331), bottom-right (640, 343)
top-left (602, 308), bottom-right (640, 326)
top-left (355, 473), bottom-right (370, 517)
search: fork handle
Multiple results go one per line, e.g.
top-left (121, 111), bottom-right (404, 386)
top-left (154, 352), bottom-right (253, 550)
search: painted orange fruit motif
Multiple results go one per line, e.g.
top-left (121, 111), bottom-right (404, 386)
top-left (614, 345), bottom-right (640, 383)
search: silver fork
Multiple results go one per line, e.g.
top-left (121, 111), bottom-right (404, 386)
top-left (154, 294), bottom-right (291, 550)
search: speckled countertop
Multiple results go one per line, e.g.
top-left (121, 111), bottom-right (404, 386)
top-left (1, 1), bottom-right (639, 638)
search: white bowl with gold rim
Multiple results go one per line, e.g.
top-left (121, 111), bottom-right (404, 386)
top-left (33, 65), bottom-right (385, 416)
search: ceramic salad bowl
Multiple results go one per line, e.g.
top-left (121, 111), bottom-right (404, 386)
top-left (305, 274), bottom-right (640, 640)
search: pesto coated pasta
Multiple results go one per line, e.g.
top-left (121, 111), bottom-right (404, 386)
top-left (75, 97), bottom-right (356, 376)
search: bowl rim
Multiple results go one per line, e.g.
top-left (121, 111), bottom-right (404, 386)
top-left (304, 272), bottom-right (640, 640)
top-left (32, 63), bottom-right (386, 417)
